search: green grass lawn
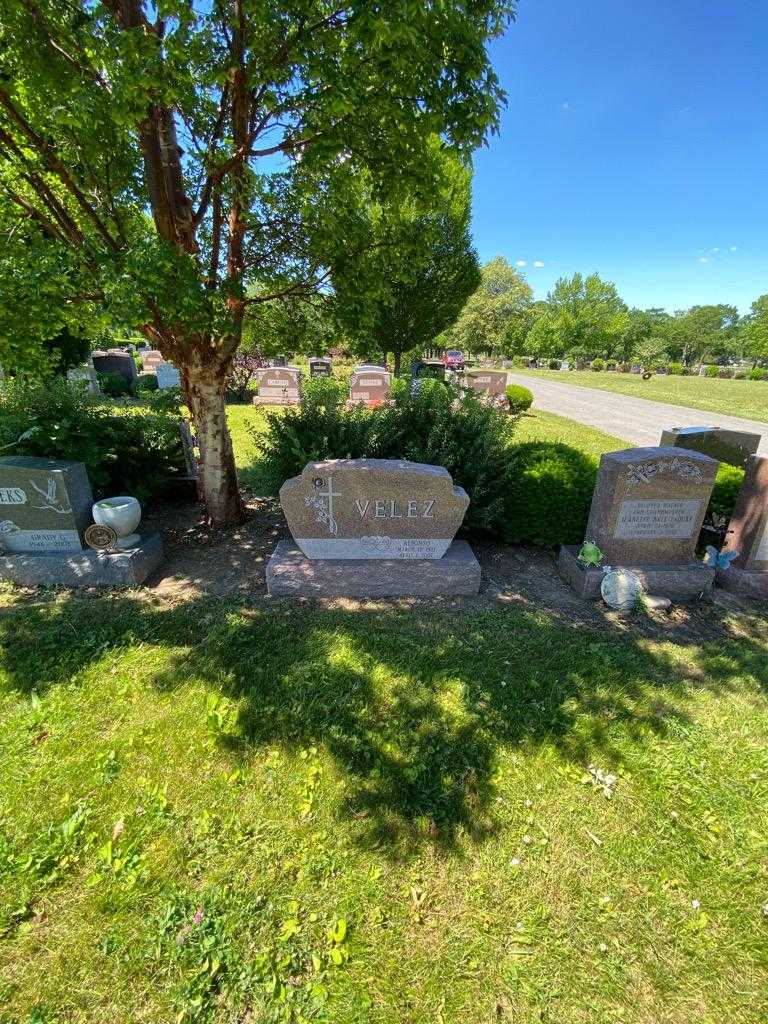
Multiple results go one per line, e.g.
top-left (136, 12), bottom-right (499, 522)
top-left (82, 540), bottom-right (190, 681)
top-left (2, 589), bottom-right (767, 1023)
top-left (6, 404), bottom-right (761, 1021)
top-left (514, 369), bottom-right (768, 423)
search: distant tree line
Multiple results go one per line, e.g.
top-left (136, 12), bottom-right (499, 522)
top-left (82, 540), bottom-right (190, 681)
top-left (439, 257), bottom-right (768, 370)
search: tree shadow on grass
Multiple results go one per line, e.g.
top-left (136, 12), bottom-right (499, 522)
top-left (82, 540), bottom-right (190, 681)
top-left (1, 591), bottom-right (767, 855)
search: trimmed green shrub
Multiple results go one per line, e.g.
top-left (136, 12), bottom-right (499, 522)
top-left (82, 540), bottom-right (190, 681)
top-left (506, 383), bottom-right (533, 414)
top-left (710, 465), bottom-right (744, 525)
top-left (97, 370), bottom-right (134, 397)
top-left (503, 442), bottom-right (598, 546)
top-left (704, 365), bottom-right (720, 378)
top-left (667, 362), bottom-right (684, 375)
top-left (748, 367), bottom-right (767, 381)
top-left (547, 358), bottom-right (561, 370)
top-left (254, 380), bottom-right (517, 535)
top-left (590, 358), bottom-right (605, 372)
top-left (301, 376), bottom-right (348, 410)
top-left (0, 378), bottom-right (185, 502)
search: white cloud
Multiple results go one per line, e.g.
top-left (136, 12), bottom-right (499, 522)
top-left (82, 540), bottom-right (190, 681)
top-left (561, 102), bottom-right (570, 111)
top-left (711, 247), bottom-right (720, 253)
top-left (729, 245), bottom-right (739, 252)
top-left (516, 260), bottom-right (527, 267)
top-left (533, 260), bottom-right (545, 268)
top-left (698, 256), bottom-right (709, 263)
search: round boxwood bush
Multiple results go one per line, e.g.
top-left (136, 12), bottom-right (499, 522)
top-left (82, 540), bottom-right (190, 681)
top-left (704, 364), bottom-right (720, 378)
top-left (502, 442), bottom-right (598, 546)
top-left (748, 367), bottom-right (767, 381)
top-left (547, 358), bottom-right (561, 370)
top-left (590, 358), bottom-right (605, 372)
top-left (301, 375), bottom-right (348, 410)
top-left (667, 362), bottom-right (684, 375)
top-left (506, 383), bottom-right (533, 414)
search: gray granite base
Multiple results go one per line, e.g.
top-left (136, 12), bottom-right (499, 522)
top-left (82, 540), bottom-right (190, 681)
top-left (267, 539), bottom-right (481, 597)
top-left (558, 544), bottom-right (716, 601)
top-left (716, 565), bottom-right (768, 600)
top-left (0, 532), bottom-right (164, 589)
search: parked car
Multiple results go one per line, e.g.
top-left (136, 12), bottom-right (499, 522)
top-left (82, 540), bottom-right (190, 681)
top-left (442, 349), bottom-right (465, 370)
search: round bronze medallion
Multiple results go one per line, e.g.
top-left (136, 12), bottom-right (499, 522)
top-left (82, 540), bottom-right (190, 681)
top-left (85, 523), bottom-right (118, 551)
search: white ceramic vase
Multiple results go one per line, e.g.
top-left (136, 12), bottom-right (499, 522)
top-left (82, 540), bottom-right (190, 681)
top-left (92, 496), bottom-right (142, 550)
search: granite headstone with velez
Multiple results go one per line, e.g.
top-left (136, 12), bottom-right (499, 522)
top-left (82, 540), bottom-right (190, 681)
top-left (559, 446), bottom-right (719, 600)
top-left (716, 455), bottom-right (768, 598)
top-left (659, 425), bottom-right (760, 468)
top-left (0, 456), bottom-right (92, 553)
top-left (268, 458), bottom-right (480, 596)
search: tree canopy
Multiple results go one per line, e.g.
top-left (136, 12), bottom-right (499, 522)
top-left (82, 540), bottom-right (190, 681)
top-left (444, 255), bottom-right (532, 355)
top-left (332, 152), bottom-right (480, 373)
top-left (0, 0), bottom-right (514, 521)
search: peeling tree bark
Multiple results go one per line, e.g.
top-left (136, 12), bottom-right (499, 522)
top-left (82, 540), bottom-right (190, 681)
top-left (183, 361), bottom-right (246, 525)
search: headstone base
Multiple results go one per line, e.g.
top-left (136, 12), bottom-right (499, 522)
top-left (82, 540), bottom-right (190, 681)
top-left (253, 394), bottom-right (299, 406)
top-left (0, 532), bottom-right (164, 589)
top-left (267, 539), bottom-right (480, 598)
top-left (558, 544), bottom-right (715, 601)
top-left (715, 566), bottom-right (768, 600)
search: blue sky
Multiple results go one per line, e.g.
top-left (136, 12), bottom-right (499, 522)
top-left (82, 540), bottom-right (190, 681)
top-left (471, 0), bottom-right (768, 312)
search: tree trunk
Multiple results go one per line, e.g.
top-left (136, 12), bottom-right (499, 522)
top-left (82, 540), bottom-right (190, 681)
top-left (393, 349), bottom-right (402, 376)
top-left (184, 365), bottom-right (246, 526)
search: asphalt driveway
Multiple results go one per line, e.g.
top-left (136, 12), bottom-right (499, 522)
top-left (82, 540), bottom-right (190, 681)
top-left (507, 374), bottom-right (768, 455)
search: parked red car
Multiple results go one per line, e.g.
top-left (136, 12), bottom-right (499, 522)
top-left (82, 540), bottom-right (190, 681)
top-left (442, 349), bottom-right (465, 370)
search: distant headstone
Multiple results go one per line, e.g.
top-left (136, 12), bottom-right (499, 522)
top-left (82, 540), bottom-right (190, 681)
top-left (253, 365), bottom-right (302, 405)
top-left (271, 356), bottom-right (288, 368)
top-left (91, 350), bottom-right (137, 384)
top-left (348, 366), bottom-right (391, 407)
top-left (140, 349), bottom-right (163, 371)
top-left (309, 357), bottom-right (332, 378)
top-left (267, 459), bottom-right (480, 596)
top-left (66, 365), bottom-right (100, 395)
top-left (558, 447), bottom-right (719, 600)
top-left (156, 361), bottom-right (182, 389)
top-left (717, 455), bottom-right (768, 598)
top-left (659, 426), bottom-right (760, 468)
top-left (465, 369), bottom-right (507, 399)
top-left (0, 456), bottom-right (93, 553)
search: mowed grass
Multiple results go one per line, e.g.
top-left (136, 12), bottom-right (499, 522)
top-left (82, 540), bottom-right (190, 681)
top-left (515, 369), bottom-right (768, 423)
top-left (1, 590), bottom-right (768, 1023)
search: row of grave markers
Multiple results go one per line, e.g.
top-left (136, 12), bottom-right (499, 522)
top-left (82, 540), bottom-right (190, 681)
top-left (253, 363), bottom-right (508, 407)
top-left (67, 350), bottom-right (182, 393)
top-left (0, 441), bottom-right (766, 599)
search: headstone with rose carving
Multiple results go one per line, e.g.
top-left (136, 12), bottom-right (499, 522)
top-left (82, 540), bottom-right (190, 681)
top-left (267, 458), bottom-right (480, 596)
top-left (558, 447), bottom-right (719, 600)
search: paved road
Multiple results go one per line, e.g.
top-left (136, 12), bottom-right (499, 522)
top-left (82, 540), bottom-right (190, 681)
top-left (508, 373), bottom-right (768, 455)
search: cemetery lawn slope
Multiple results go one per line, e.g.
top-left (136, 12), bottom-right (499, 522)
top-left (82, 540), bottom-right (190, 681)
top-left (515, 370), bottom-right (768, 422)
top-left (1, 587), bottom-right (767, 1023)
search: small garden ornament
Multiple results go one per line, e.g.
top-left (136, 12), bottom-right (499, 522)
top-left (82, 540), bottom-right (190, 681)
top-left (578, 540), bottom-right (604, 567)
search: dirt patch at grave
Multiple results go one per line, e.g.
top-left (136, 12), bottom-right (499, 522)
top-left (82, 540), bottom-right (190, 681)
top-left (136, 495), bottom-right (768, 647)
